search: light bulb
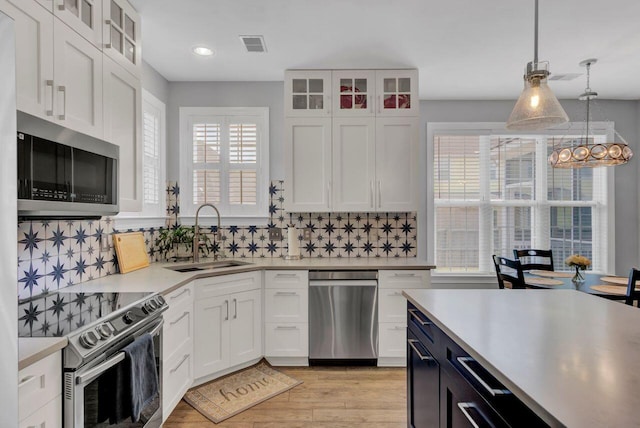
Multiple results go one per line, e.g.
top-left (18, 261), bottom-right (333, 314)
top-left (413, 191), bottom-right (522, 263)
top-left (530, 94), bottom-right (540, 108)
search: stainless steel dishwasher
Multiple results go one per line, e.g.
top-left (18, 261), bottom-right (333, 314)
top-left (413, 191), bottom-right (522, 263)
top-left (309, 270), bottom-right (378, 364)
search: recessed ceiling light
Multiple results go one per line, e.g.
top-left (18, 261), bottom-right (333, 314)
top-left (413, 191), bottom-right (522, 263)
top-left (192, 46), bottom-right (214, 56)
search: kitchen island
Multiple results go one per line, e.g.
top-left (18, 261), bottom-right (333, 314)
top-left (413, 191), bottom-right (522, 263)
top-left (403, 289), bottom-right (640, 427)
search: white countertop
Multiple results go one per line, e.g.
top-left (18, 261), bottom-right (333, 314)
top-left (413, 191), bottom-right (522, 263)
top-left (403, 289), bottom-right (640, 428)
top-left (19, 337), bottom-right (67, 370)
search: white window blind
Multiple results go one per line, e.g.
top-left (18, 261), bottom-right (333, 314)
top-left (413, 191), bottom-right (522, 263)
top-left (434, 131), bottom-right (609, 273)
top-left (142, 111), bottom-right (160, 205)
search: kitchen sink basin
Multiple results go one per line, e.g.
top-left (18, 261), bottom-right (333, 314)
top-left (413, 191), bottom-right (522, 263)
top-left (165, 260), bottom-right (253, 273)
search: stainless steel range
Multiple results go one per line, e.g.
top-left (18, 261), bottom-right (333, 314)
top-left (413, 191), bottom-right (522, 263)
top-left (18, 290), bottom-right (167, 427)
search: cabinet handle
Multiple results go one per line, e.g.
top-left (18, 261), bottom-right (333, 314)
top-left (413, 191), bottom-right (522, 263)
top-left (275, 273), bottom-right (298, 278)
top-left (170, 354), bottom-right (189, 373)
top-left (391, 325), bottom-right (405, 330)
top-left (169, 311), bottom-right (189, 325)
top-left (390, 291), bottom-right (403, 296)
top-left (224, 300), bottom-right (229, 321)
top-left (233, 298), bottom-right (237, 319)
top-left (370, 181), bottom-right (374, 208)
top-left (377, 95), bottom-right (381, 114)
top-left (57, 0), bottom-right (65, 10)
top-left (275, 325), bottom-right (298, 330)
top-left (57, 85), bottom-right (66, 120)
top-left (377, 180), bottom-right (382, 208)
top-left (408, 309), bottom-right (433, 326)
top-left (105, 20), bottom-right (112, 49)
top-left (169, 288), bottom-right (190, 300)
top-left (407, 339), bottom-right (433, 361)
top-left (18, 375), bottom-right (38, 388)
top-left (394, 272), bottom-right (416, 277)
top-left (275, 291), bottom-right (298, 296)
top-left (45, 80), bottom-right (54, 116)
top-left (457, 357), bottom-right (512, 396)
top-left (457, 402), bottom-right (494, 428)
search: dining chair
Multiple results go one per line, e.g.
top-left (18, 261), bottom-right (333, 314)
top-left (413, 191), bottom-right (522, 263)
top-left (625, 268), bottom-right (640, 307)
top-left (513, 249), bottom-right (554, 271)
top-left (492, 255), bottom-right (526, 289)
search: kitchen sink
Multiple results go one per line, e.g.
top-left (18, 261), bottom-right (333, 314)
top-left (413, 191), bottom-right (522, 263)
top-left (165, 260), bottom-right (253, 273)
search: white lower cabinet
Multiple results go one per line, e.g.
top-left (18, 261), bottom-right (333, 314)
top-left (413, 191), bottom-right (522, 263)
top-left (18, 351), bottom-right (62, 427)
top-left (378, 270), bottom-right (430, 366)
top-left (193, 272), bottom-right (262, 382)
top-left (265, 323), bottom-right (309, 357)
top-left (162, 283), bottom-right (194, 421)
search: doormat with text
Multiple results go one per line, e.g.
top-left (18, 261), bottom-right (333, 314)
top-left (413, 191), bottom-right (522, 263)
top-left (183, 360), bottom-right (303, 423)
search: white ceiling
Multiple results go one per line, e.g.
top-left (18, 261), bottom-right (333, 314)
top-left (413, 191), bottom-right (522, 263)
top-left (130, 0), bottom-right (640, 100)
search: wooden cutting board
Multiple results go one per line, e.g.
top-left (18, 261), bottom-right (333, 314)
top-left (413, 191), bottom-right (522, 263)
top-left (113, 232), bottom-right (150, 274)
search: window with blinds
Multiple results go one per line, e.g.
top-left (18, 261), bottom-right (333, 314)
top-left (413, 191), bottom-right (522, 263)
top-left (434, 132), bottom-right (609, 273)
top-left (143, 111), bottom-right (160, 205)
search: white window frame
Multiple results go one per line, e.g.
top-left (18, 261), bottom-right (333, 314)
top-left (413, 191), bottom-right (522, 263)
top-left (114, 89), bottom-right (166, 230)
top-left (426, 122), bottom-right (616, 276)
top-left (179, 107), bottom-right (269, 226)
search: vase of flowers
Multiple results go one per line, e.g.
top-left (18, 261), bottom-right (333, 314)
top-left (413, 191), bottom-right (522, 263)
top-left (565, 254), bottom-right (591, 284)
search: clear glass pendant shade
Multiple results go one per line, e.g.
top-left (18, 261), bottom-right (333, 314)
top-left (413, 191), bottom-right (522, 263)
top-left (506, 75), bottom-right (569, 130)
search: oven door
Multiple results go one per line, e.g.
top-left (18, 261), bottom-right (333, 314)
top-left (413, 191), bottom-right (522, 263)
top-left (64, 319), bottom-right (163, 428)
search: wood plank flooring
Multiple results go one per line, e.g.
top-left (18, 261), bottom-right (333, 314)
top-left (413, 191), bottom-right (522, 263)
top-left (164, 366), bottom-right (407, 428)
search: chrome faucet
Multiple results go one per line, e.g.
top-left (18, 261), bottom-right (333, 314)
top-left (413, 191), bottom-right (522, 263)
top-left (193, 203), bottom-right (221, 263)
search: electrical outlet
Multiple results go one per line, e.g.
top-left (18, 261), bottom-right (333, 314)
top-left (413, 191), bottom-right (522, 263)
top-left (268, 227), bottom-right (282, 241)
top-left (100, 234), bottom-right (111, 252)
top-left (303, 228), bottom-right (313, 240)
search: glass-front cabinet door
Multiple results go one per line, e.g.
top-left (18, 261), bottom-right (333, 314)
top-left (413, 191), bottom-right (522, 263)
top-left (284, 70), bottom-right (332, 117)
top-left (375, 69), bottom-right (419, 116)
top-left (53, 0), bottom-right (102, 48)
top-left (332, 70), bottom-right (375, 117)
top-left (103, 0), bottom-right (141, 77)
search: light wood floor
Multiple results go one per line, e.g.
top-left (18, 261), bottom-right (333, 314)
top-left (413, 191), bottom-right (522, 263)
top-left (164, 366), bottom-right (407, 428)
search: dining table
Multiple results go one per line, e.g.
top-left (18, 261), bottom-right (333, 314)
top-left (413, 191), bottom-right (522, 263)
top-left (523, 270), bottom-right (634, 300)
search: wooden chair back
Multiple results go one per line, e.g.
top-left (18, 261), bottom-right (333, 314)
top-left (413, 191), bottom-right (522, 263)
top-left (493, 255), bottom-right (526, 289)
top-left (625, 268), bottom-right (640, 307)
top-left (513, 249), bottom-right (554, 271)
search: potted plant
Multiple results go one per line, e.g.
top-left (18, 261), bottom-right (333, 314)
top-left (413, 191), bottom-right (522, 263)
top-left (156, 225), bottom-right (210, 261)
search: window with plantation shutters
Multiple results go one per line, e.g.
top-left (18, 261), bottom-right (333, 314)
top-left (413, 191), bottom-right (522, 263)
top-left (180, 107), bottom-right (269, 221)
top-left (432, 124), bottom-right (611, 274)
top-left (143, 111), bottom-right (160, 205)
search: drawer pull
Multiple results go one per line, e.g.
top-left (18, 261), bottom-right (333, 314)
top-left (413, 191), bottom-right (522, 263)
top-left (394, 273), bottom-right (416, 277)
top-left (45, 80), bottom-right (54, 116)
top-left (457, 403), bottom-right (490, 428)
top-left (391, 325), bottom-right (405, 330)
top-left (390, 291), bottom-right (403, 296)
top-left (169, 311), bottom-right (189, 325)
top-left (275, 273), bottom-right (298, 278)
top-left (275, 326), bottom-right (298, 330)
top-left (18, 375), bottom-right (38, 388)
top-left (275, 291), bottom-right (298, 296)
top-left (408, 309), bottom-right (433, 326)
top-left (170, 354), bottom-right (189, 373)
top-left (407, 339), bottom-right (433, 361)
top-left (457, 357), bottom-right (512, 396)
top-left (169, 288), bottom-right (191, 300)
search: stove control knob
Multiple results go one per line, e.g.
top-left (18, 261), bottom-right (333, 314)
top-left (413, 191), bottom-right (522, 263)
top-left (123, 310), bottom-right (136, 324)
top-left (79, 330), bottom-right (99, 349)
top-left (155, 295), bottom-right (166, 307)
top-left (148, 298), bottom-right (159, 309)
top-left (96, 323), bottom-right (113, 339)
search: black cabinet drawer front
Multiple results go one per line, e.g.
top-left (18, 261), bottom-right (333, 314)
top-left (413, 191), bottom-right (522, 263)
top-left (407, 329), bottom-right (440, 428)
top-left (407, 302), bottom-right (441, 348)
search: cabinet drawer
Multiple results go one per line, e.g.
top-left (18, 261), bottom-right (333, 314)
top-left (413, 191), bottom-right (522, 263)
top-left (163, 305), bottom-right (193, 363)
top-left (195, 271), bottom-right (261, 298)
top-left (18, 351), bottom-right (61, 421)
top-left (19, 394), bottom-right (61, 428)
top-left (378, 323), bottom-right (406, 358)
top-left (165, 284), bottom-right (194, 308)
top-left (265, 323), bottom-right (309, 357)
top-left (264, 288), bottom-right (308, 323)
top-left (407, 302), bottom-right (441, 357)
top-left (379, 288), bottom-right (411, 322)
top-left (163, 350), bottom-right (193, 421)
top-left (379, 270), bottom-right (429, 288)
top-left (265, 270), bottom-right (308, 288)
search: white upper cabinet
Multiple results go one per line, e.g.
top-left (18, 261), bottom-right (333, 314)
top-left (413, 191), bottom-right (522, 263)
top-left (375, 69), bottom-right (419, 117)
top-left (332, 70), bottom-right (376, 117)
top-left (53, 0), bottom-right (102, 48)
top-left (103, 0), bottom-right (141, 77)
top-left (1, 0), bottom-right (54, 119)
top-left (284, 70), bottom-right (332, 117)
top-left (53, 18), bottom-right (103, 138)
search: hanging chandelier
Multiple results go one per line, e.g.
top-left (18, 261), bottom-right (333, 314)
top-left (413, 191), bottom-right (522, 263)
top-left (506, 0), bottom-right (569, 130)
top-left (548, 59), bottom-right (633, 168)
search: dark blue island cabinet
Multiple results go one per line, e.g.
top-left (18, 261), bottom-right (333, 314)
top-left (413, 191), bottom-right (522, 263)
top-left (406, 302), bottom-right (549, 428)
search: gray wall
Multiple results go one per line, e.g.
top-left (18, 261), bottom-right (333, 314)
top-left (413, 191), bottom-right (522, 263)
top-left (166, 81), bottom-right (284, 181)
top-left (419, 99), bottom-right (639, 275)
top-left (142, 60), bottom-right (170, 103)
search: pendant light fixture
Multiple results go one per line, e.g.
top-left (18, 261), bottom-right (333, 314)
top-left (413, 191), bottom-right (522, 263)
top-left (506, 0), bottom-right (569, 130)
top-left (548, 59), bottom-right (633, 168)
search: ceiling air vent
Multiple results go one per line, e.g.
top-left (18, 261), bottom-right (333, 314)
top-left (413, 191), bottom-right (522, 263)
top-left (240, 35), bottom-right (267, 53)
top-left (549, 73), bottom-right (582, 81)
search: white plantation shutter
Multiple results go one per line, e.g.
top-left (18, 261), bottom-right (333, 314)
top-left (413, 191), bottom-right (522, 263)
top-left (228, 123), bottom-right (258, 205)
top-left (192, 122), bottom-right (222, 205)
top-left (142, 111), bottom-right (159, 205)
top-left (433, 130), bottom-right (609, 273)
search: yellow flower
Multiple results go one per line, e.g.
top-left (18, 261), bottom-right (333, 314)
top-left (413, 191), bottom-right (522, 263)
top-left (565, 254), bottom-right (591, 269)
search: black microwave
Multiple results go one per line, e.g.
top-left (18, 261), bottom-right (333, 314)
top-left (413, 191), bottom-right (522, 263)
top-left (17, 112), bottom-right (119, 219)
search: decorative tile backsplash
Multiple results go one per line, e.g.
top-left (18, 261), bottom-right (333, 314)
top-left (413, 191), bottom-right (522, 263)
top-left (17, 180), bottom-right (417, 300)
